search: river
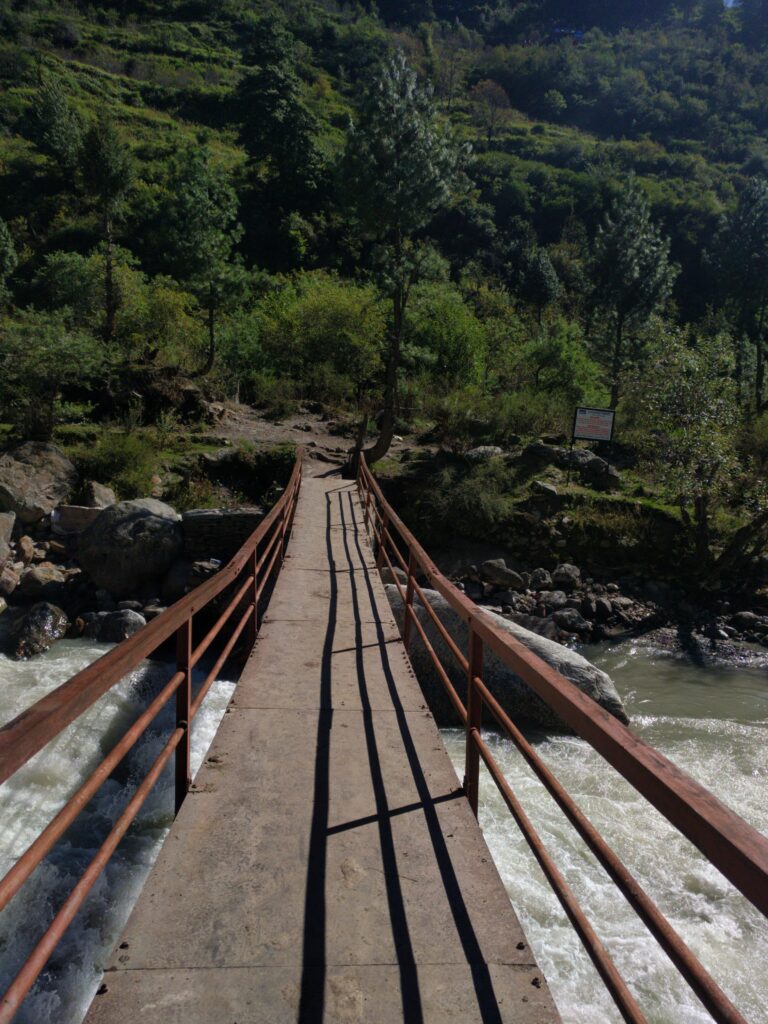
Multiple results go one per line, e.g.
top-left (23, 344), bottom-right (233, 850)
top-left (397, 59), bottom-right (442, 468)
top-left (444, 635), bottom-right (768, 1024)
top-left (0, 622), bottom-right (236, 1024)
top-left (0, 629), bottom-right (766, 1023)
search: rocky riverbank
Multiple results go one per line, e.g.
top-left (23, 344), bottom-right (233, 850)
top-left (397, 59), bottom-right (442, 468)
top-left (0, 441), bottom-right (265, 661)
top-left (446, 556), bottom-right (768, 655)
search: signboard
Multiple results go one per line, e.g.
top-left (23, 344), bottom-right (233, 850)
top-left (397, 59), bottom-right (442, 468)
top-left (572, 407), bottom-right (615, 443)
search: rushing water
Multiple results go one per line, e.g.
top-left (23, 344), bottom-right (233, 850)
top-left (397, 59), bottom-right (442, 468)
top-left (0, 623), bottom-right (235, 1024)
top-left (444, 636), bottom-right (768, 1024)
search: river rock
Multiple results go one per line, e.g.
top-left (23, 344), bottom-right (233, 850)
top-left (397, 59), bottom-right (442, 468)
top-left (0, 442), bottom-right (78, 524)
top-left (479, 559), bottom-right (524, 590)
top-left (466, 446), bottom-right (504, 462)
top-left (553, 607), bottom-right (592, 635)
top-left (97, 609), bottom-right (146, 643)
top-left (0, 511), bottom-right (14, 566)
top-left (0, 565), bottom-right (19, 597)
top-left (11, 602), bottom-right (69, 659)
top-left (552, 563), bottom-right (581, 591)
top-left (731, 611), bottom-right (762, 632)
top-left (538, 590), bottom-right (568, 611)
top-left (530, 567), bottom-right (553, 590)
top-left (81, 480), bottom-right (116, 508)
top-left (0, 597), bottom-right (7, 616)
top-left (17, 536), bottom-right (35, 566)
top-left (79, 499), bottom-right (182, 598)
top-left (17, 564), bottom-right (66, 601)
top-left (385, 584), bottom-right (628, 730)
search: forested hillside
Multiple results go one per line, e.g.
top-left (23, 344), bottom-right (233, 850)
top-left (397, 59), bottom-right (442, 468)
top-left (1, 0), bottom-right (768, 587)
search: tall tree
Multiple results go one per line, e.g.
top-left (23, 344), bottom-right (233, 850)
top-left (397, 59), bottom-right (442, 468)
top-left (343, 50), bottom-right (467, 463)
top-left (738, 0), bottom-right (768, 48)
top-left (160, 145), bottom-right (243, 376)
top-left (30, 70), bottom-right (82, 177)
top-left (590, 179), bottom-right (677, 408)
top-left (237, 20), bottom-right (325, 269)
top-left (713, 177), bottom-right (768, 411)
top-left (0, 216), bottom-right (17, 306)
top-left (79, 116), bottom-right (134, 346)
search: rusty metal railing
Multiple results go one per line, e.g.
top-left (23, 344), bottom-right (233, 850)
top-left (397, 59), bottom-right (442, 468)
top-left (357, 453), bottom-right (768, 1024)
top-left (0, 449), bottom-right (303, 1023)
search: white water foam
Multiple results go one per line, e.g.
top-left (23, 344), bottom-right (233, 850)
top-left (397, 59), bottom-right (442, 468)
top-left (0, 632), bottom-right (234, 1024)
top-left (443, 639), bottom-right (768, 1024)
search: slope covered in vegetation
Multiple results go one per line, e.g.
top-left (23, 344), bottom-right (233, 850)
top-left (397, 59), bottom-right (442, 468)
top-left (1, 0), bottom-right (768, 590)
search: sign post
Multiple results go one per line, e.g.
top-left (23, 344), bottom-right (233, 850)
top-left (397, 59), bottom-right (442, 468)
top-left (567, 407), bottom-right (616, 486)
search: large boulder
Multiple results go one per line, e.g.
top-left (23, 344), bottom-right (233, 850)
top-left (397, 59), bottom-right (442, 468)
top-left (79, 499), bottom-right (182, 598)
top-left (16, 564), bottom-right (66, 602)
top-left (10, 602), bottom-right (69, 660)
top-left (385, 584), bottom-right (628, 730)
top-left (0, 443), bottom-right (78, 524)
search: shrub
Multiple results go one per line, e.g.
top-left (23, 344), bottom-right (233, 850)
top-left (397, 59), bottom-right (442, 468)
top-left (73, 431), bottom-right (159, 499)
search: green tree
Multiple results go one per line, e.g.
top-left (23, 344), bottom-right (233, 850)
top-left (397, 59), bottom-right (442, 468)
top-left (79, 116), bottom-right (134, 347)
top-left (590, 179), bottom-right (678, 408)
top-left (237, 20), bottom-right (325, 268)
top-left (343, 50), bottom-right (467, 463)
top-left (713, 177), bottom-right (768, 411)
top-left (0, 309), bottom-right (105, 439)
top-left (159, 146), bottom-right (243, 375)
top-left (738, 0), bottom-right (768, 48)
top-left (30, 71), bottom-right (83, 177)
top-left (635, 329), bottom-right (738, 564)
top-left (0, 217), bottom-right (17, 305)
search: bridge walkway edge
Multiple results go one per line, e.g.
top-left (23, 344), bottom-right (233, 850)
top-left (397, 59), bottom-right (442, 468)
top-left (83, 474), bottom-right (560, 1024)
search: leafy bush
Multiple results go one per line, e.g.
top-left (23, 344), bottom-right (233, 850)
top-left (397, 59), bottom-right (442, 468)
top-left (73, 431), bottom-right (159, 499)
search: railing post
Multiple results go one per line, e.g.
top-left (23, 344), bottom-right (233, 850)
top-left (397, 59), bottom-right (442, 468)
top-left (175, 618), bottom-right (192, 815)
top-left (464, 627), bottom-right (483, 818)
top-left (376, 513), bottom-right (389, 570)
top-left (402, 548), bottom-right (417, 652)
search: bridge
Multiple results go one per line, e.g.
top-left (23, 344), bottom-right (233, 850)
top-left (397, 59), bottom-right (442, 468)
top-left (0, 450), bottom-right (767, 1023)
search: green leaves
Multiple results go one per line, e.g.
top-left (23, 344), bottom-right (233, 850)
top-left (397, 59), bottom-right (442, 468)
top-left (0, 217), bottom-right (17, 304)
top-left (343, 49), bottom-right (469, 243)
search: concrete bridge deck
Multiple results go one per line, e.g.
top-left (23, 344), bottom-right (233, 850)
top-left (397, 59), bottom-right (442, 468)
top-left (84, 475), bottom-right (559, 1024)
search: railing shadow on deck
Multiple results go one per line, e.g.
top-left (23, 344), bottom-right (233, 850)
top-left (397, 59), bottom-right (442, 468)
top-left (357, 453), bottom-right (768, 1024)
top-left (0, 450), bottom-right (304, 1023)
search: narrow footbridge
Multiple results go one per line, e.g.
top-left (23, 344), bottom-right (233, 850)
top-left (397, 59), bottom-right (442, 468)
top-left (0, 451), bottom-right (767, 1024)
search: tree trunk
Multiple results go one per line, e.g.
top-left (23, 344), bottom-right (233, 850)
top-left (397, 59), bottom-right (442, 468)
top-left (609, 313), bottom-right (624, 410)
top-left (194, 284), bottom-right (216, 377)
top-left (104, 212), bottom-right (116, 346)
top-left (694, 492), bottom-right (711, 565)
top-left (362, 232), bottom-right (405, 467)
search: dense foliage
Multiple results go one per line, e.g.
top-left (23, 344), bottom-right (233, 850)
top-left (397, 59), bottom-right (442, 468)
top-left (1, 0), bottom-right (767, 567)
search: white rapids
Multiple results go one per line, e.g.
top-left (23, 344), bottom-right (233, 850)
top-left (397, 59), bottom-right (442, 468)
top-left (0, 625), bottom-right (235, 1024)
top-left (444, 635), bottom-right (768, 1024)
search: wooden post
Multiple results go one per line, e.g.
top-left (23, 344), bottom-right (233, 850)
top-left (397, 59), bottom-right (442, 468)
top-left (464, 627), bottom-right (483, 818)
top-left (247, 547), bottom-right (259, 651)
top-left (175, 618), bottom-right (192, 815)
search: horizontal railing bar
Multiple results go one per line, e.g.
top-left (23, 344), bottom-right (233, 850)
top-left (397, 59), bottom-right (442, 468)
top-left (410, 579), bottom-right (469, 675)
top-left (406, 606), bottom-right (468, 726)
top-left (473, 675), bottom-right (748, 1024)
top-left (358, 457), bottom-right (768, 917)
top-left (255, 527), bottom-right (284, 602)
top-left (379, 546), bottom-right (407, 603)
top-left (255, 517), bottom-right (283, 575)
top-left (190, 573), bottom-right (254, 669)
top-left (190, 602), bottom-right (253, 721)
top-left (0, 670), bottom-right (185, 919)
top-left (0, 454), bottom-right (303, 787)
top-left (472, 728), bottom-right (649, 1024)
top-left (0, 725), bottom-right (185, 1024)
